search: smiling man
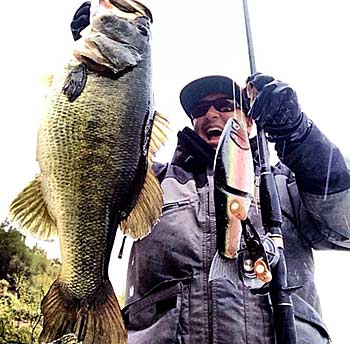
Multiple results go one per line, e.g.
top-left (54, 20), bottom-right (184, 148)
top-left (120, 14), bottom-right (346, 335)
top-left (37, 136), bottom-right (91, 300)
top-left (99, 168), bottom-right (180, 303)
top-left (191, 93), bottom-right (245, 147)
top-left (123, 74), bottom-right (350, 344)
top-left (180, 75), bottom-right (250, 148)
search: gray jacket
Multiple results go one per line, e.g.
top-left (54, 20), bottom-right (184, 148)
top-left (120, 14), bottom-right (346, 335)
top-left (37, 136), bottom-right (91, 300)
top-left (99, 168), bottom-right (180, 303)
top-left (122, 125), bottom-right (350, 344)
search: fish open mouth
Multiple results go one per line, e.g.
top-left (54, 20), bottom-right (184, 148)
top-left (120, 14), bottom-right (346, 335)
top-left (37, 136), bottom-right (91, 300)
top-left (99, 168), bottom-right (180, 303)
top-left (109, 0), bottom-right (153, 22)
top-left (206, 127), bottom-right (223, 140)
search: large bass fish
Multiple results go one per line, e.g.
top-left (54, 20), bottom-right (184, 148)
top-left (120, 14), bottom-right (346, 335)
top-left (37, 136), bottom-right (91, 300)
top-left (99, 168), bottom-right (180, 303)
top-left (9, 1), bottom-right (168, 343)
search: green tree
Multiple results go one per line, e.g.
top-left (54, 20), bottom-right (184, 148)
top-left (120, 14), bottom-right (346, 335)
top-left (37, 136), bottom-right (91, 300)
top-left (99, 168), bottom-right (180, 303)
top-left (0, 219), bottom-right (60, 343)
top-left (0, 220), bottom-right (31, 288)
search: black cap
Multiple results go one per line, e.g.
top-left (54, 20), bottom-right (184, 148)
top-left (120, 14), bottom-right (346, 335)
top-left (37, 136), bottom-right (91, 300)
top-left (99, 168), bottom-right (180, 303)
top-left (180, 75), bottom-right (242, 120)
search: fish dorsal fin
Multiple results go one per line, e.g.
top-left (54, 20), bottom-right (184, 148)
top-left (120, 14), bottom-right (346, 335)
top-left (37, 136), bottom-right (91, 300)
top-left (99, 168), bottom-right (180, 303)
top-left (9, 176), bottom-right (58, 241)
top-left (120, 111), bottom-right (170, 239)
top-left (39, 74), bottom-right (54, 88)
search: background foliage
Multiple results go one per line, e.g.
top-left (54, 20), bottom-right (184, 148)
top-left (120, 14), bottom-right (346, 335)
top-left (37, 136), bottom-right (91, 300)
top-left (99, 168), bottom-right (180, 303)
top-left (0, 220), bottom-right (125, 343)
top-left (0, 219), bottom-right (60, 344)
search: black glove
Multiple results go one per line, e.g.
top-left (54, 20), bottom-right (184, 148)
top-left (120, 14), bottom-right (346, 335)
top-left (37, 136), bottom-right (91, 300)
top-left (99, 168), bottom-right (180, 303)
top-left (71, 1), bottom-right (91, 41)
top-left (246, 74), bottom-right (350, 194)
top-left (177, 127), bottom-right (215, 173)
top-left (246, 73), bottom-right (311, 143)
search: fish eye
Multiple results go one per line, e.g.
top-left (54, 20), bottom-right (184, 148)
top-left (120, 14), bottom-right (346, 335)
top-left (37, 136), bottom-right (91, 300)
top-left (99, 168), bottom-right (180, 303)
top-left (137, 24), bottom-right (149, 36)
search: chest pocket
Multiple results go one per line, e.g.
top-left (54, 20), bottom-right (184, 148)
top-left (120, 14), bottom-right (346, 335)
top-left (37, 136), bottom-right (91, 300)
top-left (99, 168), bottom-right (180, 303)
top-left (123, 278), bottom-right (191, 344)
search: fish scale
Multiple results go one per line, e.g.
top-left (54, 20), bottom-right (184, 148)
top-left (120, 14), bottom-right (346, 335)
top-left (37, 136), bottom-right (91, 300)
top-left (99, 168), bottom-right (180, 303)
top-left (38, 66), bottom-right (149, 295)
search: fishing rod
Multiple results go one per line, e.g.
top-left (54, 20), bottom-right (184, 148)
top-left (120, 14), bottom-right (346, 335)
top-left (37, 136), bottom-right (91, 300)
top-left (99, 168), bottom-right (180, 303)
top-left (241, 0), bottom-right (298, 343)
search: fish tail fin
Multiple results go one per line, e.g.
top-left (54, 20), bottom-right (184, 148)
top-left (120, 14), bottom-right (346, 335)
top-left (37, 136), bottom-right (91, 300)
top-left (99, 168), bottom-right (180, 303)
top-left (120, 111), bottom-right (170, 238)
top-left (39, 279), bottom-right (126, 344)
top-left (8, 176), bottom-right (58, 240)
top-left (209, 251), bottom-right (236, 282)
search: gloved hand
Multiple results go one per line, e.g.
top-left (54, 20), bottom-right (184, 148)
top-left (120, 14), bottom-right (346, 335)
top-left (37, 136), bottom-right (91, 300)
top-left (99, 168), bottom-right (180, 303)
top-left (71, 1), bottom-right (91, 41)
top-left (178, 127), bottom-right (215, 173)
top-left (245, 73), bottom-right (311, 142)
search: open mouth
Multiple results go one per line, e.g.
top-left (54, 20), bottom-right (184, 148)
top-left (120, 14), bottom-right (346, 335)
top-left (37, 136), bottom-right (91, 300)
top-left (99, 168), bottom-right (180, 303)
top-left (206, 127), bottom-right (223, 141)
top-left (109, 0), bottom-right (153, 23)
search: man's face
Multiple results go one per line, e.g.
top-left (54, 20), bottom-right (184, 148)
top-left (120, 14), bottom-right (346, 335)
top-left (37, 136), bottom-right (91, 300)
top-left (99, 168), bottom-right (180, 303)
top-left (192, 93), bottom-right (249, 148)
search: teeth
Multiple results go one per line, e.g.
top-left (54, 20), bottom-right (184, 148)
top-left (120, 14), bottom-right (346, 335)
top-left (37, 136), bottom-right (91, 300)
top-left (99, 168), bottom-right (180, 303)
top-left (207, 127), bottom-right (222, 131)
top-left (207, 127), bottom-right (222, 134)
top-left (206, 127), bottom-right (223, 139)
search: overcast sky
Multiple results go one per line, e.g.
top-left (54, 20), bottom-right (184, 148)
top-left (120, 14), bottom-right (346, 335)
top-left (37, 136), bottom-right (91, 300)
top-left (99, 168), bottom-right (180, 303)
top-left (1, 1), bottom-right (350, 343)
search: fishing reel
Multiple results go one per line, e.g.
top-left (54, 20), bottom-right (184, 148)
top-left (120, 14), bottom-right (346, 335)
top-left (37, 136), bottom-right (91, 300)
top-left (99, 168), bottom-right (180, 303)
top-left (237, 219), bottom-right (280, 295)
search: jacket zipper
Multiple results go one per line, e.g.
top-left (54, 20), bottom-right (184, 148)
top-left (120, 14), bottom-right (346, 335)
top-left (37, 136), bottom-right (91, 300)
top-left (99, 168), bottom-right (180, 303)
top-left (206, 179), bottom-right (214, 344)
top-left (162, 200), bottom-right (191, 212)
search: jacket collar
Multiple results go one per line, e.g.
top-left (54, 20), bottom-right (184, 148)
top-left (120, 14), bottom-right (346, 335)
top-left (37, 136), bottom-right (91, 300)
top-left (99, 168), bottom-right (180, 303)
top-left (172, 127), bottom-right (216, 174)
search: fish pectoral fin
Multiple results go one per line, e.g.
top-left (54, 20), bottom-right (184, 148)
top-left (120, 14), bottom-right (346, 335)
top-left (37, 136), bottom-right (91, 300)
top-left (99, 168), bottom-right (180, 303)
top-left (120, 164), bottom-right (163, 238)
top-left (9, 176), bottom-right (57, 241)
top-left (148, 111), bottom-right (170, 158)
top-left (39, 280), bottom-right (126, 344)
top-left (120, 111), bottom-right (170, 239)
top-left (62, 63), bottom-right (88, 102)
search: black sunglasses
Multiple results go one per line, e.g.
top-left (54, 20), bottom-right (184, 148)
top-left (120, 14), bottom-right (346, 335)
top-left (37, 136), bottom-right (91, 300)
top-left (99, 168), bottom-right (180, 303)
top-left (190, 98), bottom-right (241, 119)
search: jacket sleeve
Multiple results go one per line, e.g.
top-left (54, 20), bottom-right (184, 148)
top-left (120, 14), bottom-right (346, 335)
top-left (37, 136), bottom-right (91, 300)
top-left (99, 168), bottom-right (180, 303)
top-left (277, 124), bottom-right (350, 249)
